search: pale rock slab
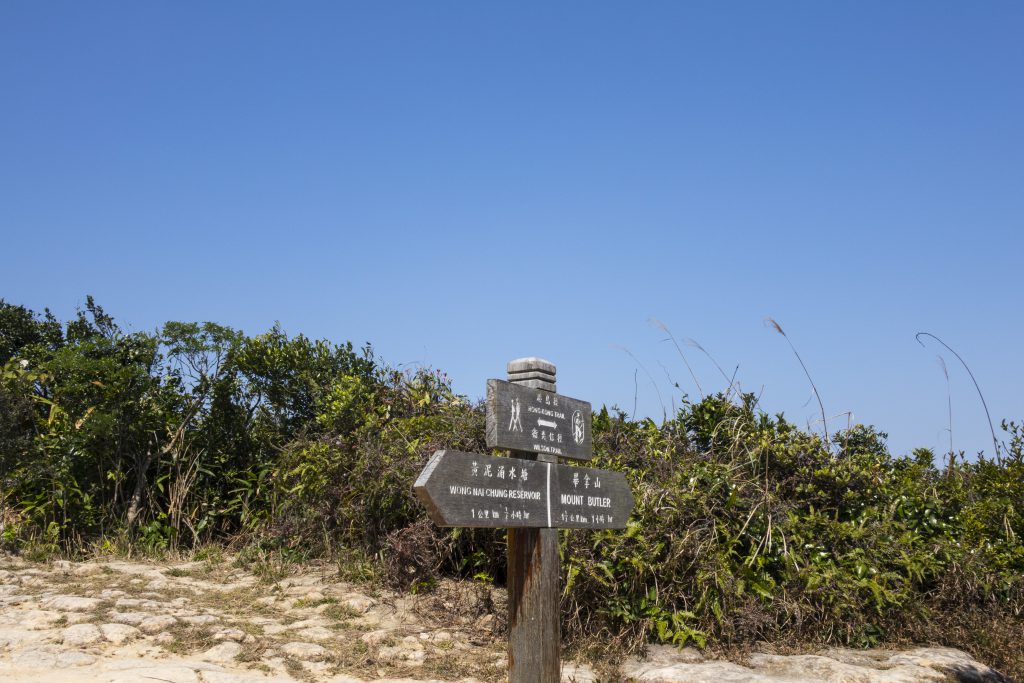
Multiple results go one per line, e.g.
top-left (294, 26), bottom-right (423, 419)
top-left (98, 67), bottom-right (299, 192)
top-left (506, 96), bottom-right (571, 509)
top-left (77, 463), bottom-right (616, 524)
top-left (181, 613), bottom-right (220, 625)
top-left (0, 626), bottom-right (54, 649)
top-left (56, 650), bottom-right (97, 667)
top-left (280, 640), bottom-right (327, 661)
top-left (617, 646), bottom-right (1009, 683)
top-left (10, 645), bottom-right (61, 668)
top-left (15, 609), bottom-right (63, 628)
top-left (115, 597), bottom-right (160, 610)
top-left (103, 664), bottom-right (201, 683)
top-left (627, 660), bottom-right (781, 682)
top-left (561, 662), bottom-right (598, 682)
top-left (8, 645), bottom-right (96, 669)
top-left (341, 593), bottom-right (376, 613)
top-left (748, 653), bottom-right (938, 683)
top-left (202, 672), bottom-right (297, 683)
top-left (108, 610), bottom-right (149, 626)
top-left (99, 622), bottom-right (141, 644)
top-left (360, 629), bottom-right (394, 647)
top-left (377, 643), bottom-right (426, 666)
top-left (139, 614), bottom-right (178, 634)
top-left (888, 648), bottom-right (1004, 681)
top-left (295, 625), bottom-right (335, 641)
top-left (368, 679), bottom-right (484, 683)
top-left (201, 640), bottom-right (243, 663)
top-left (61, 622), bottom-right (103, 646)
top-left (213, 627), bottom-right (247, 642)
top-left (42, 595), bottom-right (101, 612)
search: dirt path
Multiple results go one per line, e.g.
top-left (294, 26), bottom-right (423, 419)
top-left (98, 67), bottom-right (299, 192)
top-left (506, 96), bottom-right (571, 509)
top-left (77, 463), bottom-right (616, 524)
top-left (0, 554), bottom-right (1008, 683)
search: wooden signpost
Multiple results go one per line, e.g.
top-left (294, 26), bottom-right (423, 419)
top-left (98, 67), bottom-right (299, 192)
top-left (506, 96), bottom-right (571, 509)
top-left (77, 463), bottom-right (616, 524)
top-left (413, 358), bottom-right (635, 682)
top-left (485, 379), bottom-right (593, 460)
top-left (414, 450), bottom-right (633, 529)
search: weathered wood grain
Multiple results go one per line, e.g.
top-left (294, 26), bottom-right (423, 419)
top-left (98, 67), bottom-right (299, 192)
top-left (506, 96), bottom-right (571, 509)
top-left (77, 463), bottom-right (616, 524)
top-left (414, 450), bottom-right (634, 529)
top-left (553, 463), bottom-right (633, 530)
top-left (507, 479), bottom-right (560, 683)
top-left (506, 357), bottom-right (558, 683)
top-left (413, 450), bottom-right (552, 528)
top-left (486, 379), bottom-right (593, 460)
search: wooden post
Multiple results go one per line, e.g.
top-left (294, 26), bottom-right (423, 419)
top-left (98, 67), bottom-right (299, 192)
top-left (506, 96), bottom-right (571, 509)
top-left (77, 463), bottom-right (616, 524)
top-left (506, 357), bottom-right (560, 683)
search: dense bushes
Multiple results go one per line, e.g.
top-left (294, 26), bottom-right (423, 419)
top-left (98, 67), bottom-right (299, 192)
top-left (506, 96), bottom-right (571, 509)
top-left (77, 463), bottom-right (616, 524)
top-left (1, 298), bottom-right (1022, 676)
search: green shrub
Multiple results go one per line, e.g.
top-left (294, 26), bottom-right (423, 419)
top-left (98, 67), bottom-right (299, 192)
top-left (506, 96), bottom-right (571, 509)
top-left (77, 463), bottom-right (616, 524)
top-left (1, 297), bottom-right (1022, 677)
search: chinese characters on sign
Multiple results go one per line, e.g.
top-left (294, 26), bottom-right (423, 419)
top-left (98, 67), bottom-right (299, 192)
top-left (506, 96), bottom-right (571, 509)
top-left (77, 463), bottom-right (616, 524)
top-left (413, 450), bottom-right (633, 530)
top-left (485, 380), bottom-right (593, 460)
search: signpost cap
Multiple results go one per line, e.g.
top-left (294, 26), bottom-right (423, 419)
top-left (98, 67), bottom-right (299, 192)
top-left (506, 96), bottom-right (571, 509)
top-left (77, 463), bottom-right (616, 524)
top-left (507, 357), bottom-right (556, 376)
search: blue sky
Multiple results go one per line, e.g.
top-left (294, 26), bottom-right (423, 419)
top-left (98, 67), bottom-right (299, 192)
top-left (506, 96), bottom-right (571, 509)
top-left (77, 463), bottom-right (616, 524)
top-left (2, 2), bottom-right (1022, 457)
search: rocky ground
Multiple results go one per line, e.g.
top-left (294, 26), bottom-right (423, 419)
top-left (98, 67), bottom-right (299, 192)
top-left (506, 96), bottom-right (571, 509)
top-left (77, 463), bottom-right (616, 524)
top-left (0, 553), bottom-right (1010, 683)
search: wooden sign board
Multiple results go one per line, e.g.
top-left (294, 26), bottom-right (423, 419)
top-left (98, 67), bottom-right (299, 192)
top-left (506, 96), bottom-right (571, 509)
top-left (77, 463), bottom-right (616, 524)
top-left (414, 450), bottom-right (633, 529)
top-left (485, 379), bottom-right (593, 461)
top-left (552, 462), bottom-right (633, 529)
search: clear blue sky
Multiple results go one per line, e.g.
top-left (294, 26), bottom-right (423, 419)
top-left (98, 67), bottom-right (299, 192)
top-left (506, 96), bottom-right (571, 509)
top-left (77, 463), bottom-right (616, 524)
top-left (2, 2), bottom-right (1022, 458)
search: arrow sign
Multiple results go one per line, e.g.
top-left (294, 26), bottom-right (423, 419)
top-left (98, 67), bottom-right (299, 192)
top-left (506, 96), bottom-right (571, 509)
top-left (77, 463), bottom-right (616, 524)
top-left (414, 450), bottom-right (633, 529)
top-left (486, 379), bottom-right (593, 461)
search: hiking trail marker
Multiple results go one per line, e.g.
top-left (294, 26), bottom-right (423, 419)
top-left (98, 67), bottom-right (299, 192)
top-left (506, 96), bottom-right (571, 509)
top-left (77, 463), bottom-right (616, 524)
top-left (413, 358), bottom-right (635, 683)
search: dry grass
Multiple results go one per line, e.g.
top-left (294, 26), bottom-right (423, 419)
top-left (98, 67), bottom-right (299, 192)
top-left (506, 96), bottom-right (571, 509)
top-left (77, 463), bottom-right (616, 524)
top-left (161, 623), bottom-right (218, 654)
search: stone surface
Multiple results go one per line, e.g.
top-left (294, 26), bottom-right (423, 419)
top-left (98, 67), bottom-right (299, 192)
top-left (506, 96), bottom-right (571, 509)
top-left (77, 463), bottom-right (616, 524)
top-left (180, 613), bottom-right (219, 625)
top-left (42, 595), bottom-right (101, 612)
top-left (0, 555), bottom-right (1009, 683)
top-left (56, 650), bottom-right (97, 667)
top-left (213, 628), bottom-right (246, 642)
top-left (203, 672), bottom-right (296, 683)
top-left (280, 641), bottom-right (327, 661)
top-left (617, 646), bottom-right (1011, 683)
top-left (360, 628), bottom-right (394, 647)
top-left (104, 664), bottom-right (202, 683)
top-left (378, 643), bottom-right (427, 666)
top-left (201, 641), bottom-right (243, 663)
top-left (61, 623), bottom-right (103, 647)
top-left (561, 662), bottom-right (597, 682)
top-left (108, 610), bottom-right (149, 626)
top-left (295, 626), bottom-right (335, 641)
top-left (138, 614), bottom-right (177, 634)
top-left (13, 609), bottom-right (62, 628)
top-left (341, 593), bottom-right (376, 614)
top-left (99, 622), bottom-right (141, 644)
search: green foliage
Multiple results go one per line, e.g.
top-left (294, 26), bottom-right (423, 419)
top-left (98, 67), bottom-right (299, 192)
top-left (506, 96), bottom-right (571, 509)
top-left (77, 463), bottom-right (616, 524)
top-left (1, 297), bottom-right (1022, 675)
top-left (562, 396), bottom-right (1024, 674)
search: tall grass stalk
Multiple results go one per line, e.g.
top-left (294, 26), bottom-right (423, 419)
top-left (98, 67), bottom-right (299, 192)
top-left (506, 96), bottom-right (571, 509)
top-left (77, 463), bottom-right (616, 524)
top-left (613, 344), bottom-right (667, 422)
top-left (685, 337), bottom-right (740, 397)
top-left (650, 318), bottom-right (704, 399)
top-left (937, 355), bottom-right (953, 459)
top-left (765, 318), bottom-right (828, 450)
top-left (916, 332), bottom-right (1000, 463)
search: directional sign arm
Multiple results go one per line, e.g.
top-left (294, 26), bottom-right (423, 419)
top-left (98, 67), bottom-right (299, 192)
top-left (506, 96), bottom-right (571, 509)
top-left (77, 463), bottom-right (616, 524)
top-left (415, 451), bottom-right (634, 529)
top-left (414, 450), bottom-right (553, 528)
top-left (486, 380), bottom-right (594, 460)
